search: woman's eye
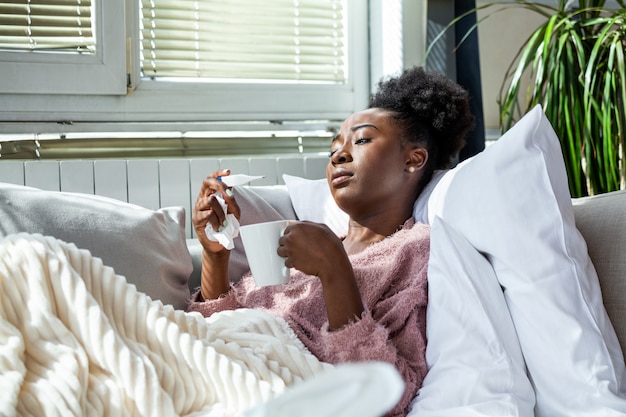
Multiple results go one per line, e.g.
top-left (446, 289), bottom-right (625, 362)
top-left (329, 149), bottom-right (338, 158)
top-left (355, 138), bottom-right (371, 145)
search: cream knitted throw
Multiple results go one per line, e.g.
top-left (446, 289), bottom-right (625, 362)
top-left (0, 233), bottom-right (330, 417)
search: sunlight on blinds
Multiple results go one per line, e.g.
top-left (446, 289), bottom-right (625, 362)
top-left (140, 0), bottom-right (347, 82)
top-left (0, 0), bottom-right (95, 53)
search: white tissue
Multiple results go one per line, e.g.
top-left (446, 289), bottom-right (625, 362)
top-left (204, 174), bottom-right (265, 250)
top-left (205, 194), bottom-right (240, 250)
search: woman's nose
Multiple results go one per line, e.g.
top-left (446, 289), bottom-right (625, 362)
top-left (331, 147), bottom-right (351, 165)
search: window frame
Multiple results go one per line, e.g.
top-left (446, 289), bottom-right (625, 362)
top-left (0, 0), bottom-right (370, 128)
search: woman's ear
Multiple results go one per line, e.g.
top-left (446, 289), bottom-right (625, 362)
top-left (406, 146), bottom-right (428, 173)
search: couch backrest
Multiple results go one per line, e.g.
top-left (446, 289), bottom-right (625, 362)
top-left (573, 190), bottom-right (626, 358)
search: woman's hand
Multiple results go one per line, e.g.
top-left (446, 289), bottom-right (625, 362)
top-left (278, 222), bottom-right (364, 330)
top-left (277, 222), bottom-right (344, 277)
top-left (192, 169), bottom-right (241, 300)
top-left (192, 169), bottom-right (241, 254)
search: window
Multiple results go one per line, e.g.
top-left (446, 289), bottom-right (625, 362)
top-left (0, 0), bottom-right (127, 95)
top-left (139, 0), bottom-right (347, 83)
top-left (0, 0), bottom-right (369, 128)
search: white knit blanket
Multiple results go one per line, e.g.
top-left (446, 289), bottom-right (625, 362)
top-left (0, 233), bottom-right (331, 417)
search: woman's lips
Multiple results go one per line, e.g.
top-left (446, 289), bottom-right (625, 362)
top-left (331, 170), bottom-right (353, 187)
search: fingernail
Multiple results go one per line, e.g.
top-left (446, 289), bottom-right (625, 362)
top-left (218, 226), bottom-right (224, 232)
top-left (225, 189), bottom-right (234, 197)
top-left (222, 219), bottom-right (228, 227)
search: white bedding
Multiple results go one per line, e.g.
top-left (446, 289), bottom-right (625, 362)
top-left (0, 233), bottom-right (331, 417)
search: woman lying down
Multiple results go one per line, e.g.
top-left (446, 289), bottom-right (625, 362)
top-left (0, 66), bottom-right (474, 417)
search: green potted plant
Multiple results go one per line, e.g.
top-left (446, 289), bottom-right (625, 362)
top-left (432, 0), bottom-right (626, 197)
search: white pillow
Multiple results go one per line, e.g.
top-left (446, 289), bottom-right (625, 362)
top-left (282, 170), bottom-right (449, 232)
top-left (0, 182), bottom-right (192, 310)
top-left (409, 217), bottom-right (535, 416)
top-left (412, 169), bottom-right (448, 224)
top-left (282, 174), bottom-right (349, 236)
top-left (427, 105), bottom-right (626, 416)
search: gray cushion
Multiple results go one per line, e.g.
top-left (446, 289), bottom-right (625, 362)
top-left (0, 182), bottom-right (192, 310)
top-left (573, 190), bottom-right (626, 356)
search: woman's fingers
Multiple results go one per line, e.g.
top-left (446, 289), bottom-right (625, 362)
top-left (278, 222), bottom-right (341, 277)
top-left (196, 170), bottom-right (241, 217)
top-left (192, 168), bottom-right (244, 253)
top-left (198, 169), bottom-right (230, 199)
top-left (195, 193), bottom-right (228, 232)
top-left (193, 169), bottom-right (231, 235)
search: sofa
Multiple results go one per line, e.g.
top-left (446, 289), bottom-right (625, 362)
top-left (1, 105), bottom-right (625, 416)
top-left (2, 178), bottom-right (624, 352)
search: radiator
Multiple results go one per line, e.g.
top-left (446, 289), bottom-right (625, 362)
top-left (0, 155), bottom-right (329, 238)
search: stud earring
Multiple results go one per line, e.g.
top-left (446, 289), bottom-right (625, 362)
top-left (408, 166), bottom-right (416, 173)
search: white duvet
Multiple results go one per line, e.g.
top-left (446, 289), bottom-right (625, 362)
top-left (0, 233), bottom-right (331, 417)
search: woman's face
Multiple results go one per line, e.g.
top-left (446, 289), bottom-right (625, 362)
top-left (326, 108), bottom-right (424, 216)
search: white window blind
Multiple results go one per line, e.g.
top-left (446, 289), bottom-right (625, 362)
top-left (140, 0), bottom-right (347, 83)
top-left (0, 0), bottom-right (95, 53)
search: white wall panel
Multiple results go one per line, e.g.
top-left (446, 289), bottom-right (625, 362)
top-left (276, 157), bottom-right (305, 184)
top-left (127, 160), bottom-right (160, 210)
top-left (219, 157), bottom-right (249, 177)
top-left (0, 161), bottom-right (25, 185)
top-left (305, 155), bottom-right (329, 180)
top-left (24, 161), bottom-right (60, 191)
top-left (60, 160), bottom-right (95, 194)
top-left (94, 160), bottom-right (128, 202)
top-left (189, 158), bottom-right (221, 202)
top-left (249, 157), bottom-right (277, 185)
top-left (159, 159), bottom-right (192, 237)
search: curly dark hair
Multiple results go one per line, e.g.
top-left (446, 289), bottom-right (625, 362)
top-left (369, 66), bottom-right (475, 183)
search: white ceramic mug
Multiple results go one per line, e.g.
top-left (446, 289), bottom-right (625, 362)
top-left (239, 220), bottom-right (291, 286)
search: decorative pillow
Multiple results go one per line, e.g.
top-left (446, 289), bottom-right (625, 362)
top-left (409, 217), bottom-right (535, 416)
top-left (282, 174), bottom-right (349, 236)
top-left (0, 182), bottom-right (192, 310)
top-left (427, 105), bottom-right (626, 416)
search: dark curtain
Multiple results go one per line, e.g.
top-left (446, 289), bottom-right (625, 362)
top-left (454, 0), bottom-right (485, 161)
